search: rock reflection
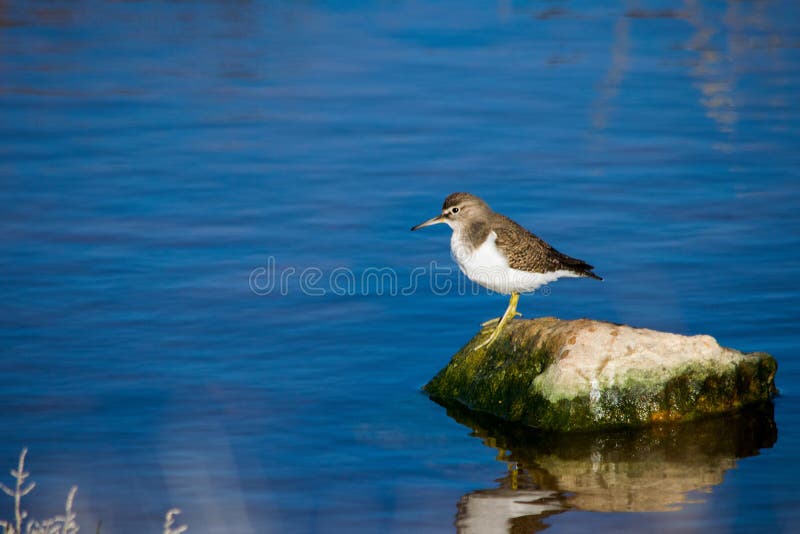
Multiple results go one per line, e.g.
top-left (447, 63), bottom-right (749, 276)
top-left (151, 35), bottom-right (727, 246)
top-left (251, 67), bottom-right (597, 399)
top-left (446, 401), bottom-right (776, 532)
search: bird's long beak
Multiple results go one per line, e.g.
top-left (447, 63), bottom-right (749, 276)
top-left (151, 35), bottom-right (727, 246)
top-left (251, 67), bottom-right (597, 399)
top-left (411, 214), bottom-right (445, 231)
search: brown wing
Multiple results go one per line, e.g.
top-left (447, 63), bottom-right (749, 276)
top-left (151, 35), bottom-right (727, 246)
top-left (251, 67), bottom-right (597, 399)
top-left (491, 213), bottom-right (602, 279)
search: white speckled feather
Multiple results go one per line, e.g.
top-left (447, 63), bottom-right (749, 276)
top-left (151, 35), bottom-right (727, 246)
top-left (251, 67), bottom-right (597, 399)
top-left (451, 229), bottom-right (578, 295)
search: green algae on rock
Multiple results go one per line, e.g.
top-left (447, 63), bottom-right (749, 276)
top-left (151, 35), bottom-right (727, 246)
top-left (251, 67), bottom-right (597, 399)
top-left (424, 317), bottom-right (777, 432)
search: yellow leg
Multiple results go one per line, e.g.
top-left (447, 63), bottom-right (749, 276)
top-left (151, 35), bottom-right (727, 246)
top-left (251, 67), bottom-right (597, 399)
top-left (509, 462), bottom-right (518, 490)
top-left (474, 292), bottom-right (519, 351)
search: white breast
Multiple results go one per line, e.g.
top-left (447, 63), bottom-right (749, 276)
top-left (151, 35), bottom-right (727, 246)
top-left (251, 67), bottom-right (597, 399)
top-left (451, 230), bottom-right (578, 295)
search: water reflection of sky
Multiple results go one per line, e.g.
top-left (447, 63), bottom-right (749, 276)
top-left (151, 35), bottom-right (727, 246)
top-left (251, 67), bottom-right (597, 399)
top-left (1, 1), bottom-right (799, 533)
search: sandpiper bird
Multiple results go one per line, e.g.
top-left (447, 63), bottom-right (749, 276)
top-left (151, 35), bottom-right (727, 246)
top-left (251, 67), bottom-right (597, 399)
top-left (411, 192), bottom-right (602, 350)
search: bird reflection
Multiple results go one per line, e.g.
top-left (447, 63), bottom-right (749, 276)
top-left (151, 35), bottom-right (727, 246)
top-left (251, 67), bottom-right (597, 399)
top-left (456, 471), bottom-right (563, 534)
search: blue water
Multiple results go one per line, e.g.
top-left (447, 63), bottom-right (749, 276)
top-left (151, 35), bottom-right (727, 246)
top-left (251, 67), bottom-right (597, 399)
top-left (1, 1), bottom-right (799, 532)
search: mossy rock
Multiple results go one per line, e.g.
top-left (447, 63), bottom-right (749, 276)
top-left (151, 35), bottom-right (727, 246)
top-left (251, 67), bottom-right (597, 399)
top-left (425, 317), bottom-right (777, 432)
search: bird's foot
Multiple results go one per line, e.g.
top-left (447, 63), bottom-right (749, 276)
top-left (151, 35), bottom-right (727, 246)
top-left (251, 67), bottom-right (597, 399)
top-left (481, 312), bottom-right (521, 328)
top-left (474, 323), bottom-right (504, 351)
top-left (475, 314), bottom-right (519, 350)
top-left (474, 292), bottom-right (520, 351)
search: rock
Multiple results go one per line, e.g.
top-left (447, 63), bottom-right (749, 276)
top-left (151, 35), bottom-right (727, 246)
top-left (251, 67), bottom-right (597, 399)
top-left (424, 317), bottom-right (777, 432)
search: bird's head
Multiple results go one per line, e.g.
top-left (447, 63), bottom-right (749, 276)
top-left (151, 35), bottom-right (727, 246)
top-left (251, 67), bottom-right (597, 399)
top-left (410, 192), bottom-right (491, 231)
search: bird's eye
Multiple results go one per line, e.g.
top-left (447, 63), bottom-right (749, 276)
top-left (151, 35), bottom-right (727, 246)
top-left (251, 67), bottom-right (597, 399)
top-left (452, 207), bottom-right (459, 213)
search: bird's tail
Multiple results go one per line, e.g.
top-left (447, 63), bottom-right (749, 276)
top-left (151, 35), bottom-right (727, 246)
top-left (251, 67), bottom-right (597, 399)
top-left (582, 269), bottom-right (603, 281)
top-left (556, 251), bottom-right (603, 281)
